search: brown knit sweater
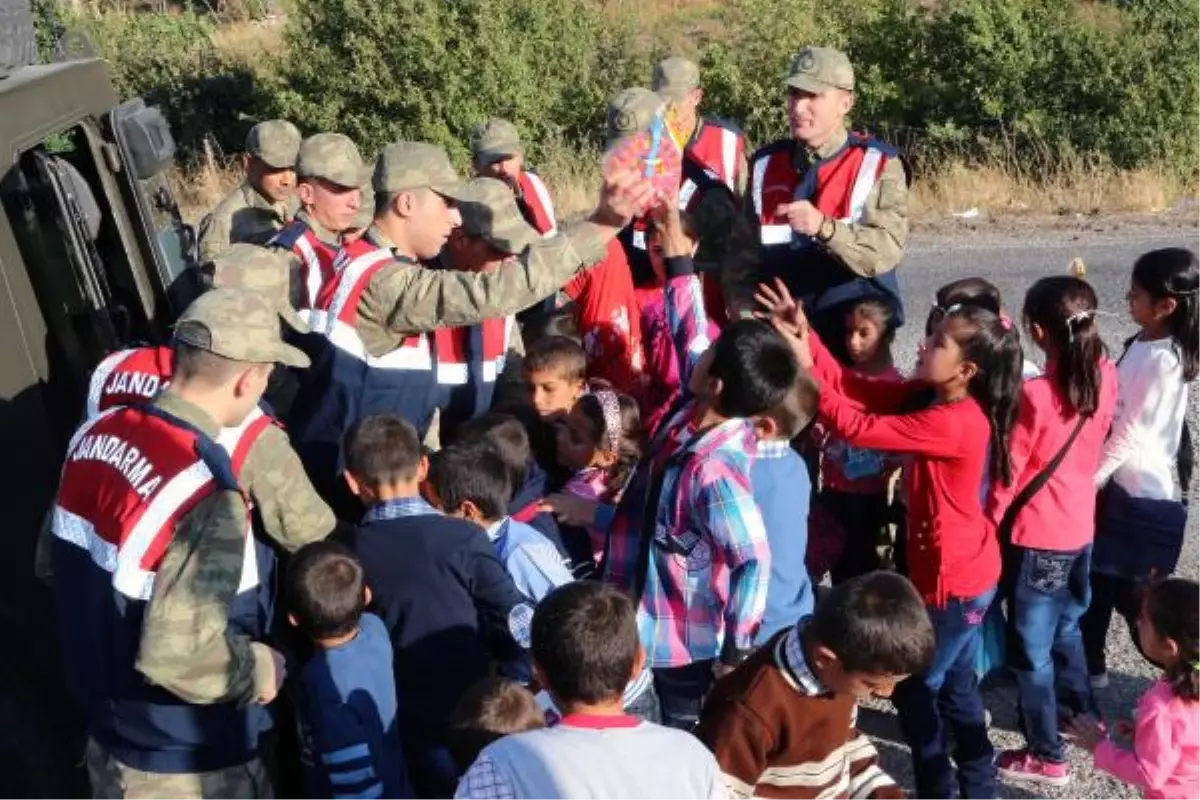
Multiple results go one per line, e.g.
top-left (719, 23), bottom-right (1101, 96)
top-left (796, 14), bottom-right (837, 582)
top-left (696, 628), bottom-right (905, 799)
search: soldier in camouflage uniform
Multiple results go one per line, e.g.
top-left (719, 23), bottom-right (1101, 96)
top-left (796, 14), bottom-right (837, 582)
top-left (51, 289), bottom-right (309, 798)
top-left (197, 120), bottom-right (301, 263)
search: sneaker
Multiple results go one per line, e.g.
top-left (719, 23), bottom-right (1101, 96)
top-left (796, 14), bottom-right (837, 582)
top-left (996, 749), bottom-right (1071, 788)
top-left (1090, 672), bottom-right (1110, 690)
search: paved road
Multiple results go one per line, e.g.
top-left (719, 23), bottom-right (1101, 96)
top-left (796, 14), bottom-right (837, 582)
top-left (860, 219), bottom-right (1199, 799)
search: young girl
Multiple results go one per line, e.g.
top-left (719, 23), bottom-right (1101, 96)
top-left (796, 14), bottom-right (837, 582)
top-left (807, 297), bottom-right (903, 583)
top-left (1084, 248), bottom-right (1198, 687)
top-left (990, 276), bottom-right (1118, 787)
top-left (557, 387), bottom-right (643, 563)
top-left (1068, 578), bottom-right (1199, 799)
top-left (758, 277), bottom-right (1023, 800)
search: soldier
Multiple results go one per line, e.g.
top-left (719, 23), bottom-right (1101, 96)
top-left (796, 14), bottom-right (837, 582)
top-left (470, 118), bottom-right (557, 237)
top-left (268, 133), bottom-right (371, 310)
top-left (652, 56), bottom-right (748, 195)
top-left (722, 46), bottom-right (911, 354)
top-left (196, 119), bottom-right (301, 263)
top-left (286, 141), bottom-right (653, 516)
top-left (49, 288), bottom-right (308, 798)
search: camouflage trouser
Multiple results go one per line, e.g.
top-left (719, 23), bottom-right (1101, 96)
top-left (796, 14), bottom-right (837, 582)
top-left (85, 739), bottom-right (274, 799)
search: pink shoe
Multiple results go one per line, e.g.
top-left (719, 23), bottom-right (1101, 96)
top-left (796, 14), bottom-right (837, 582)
top-left (996, 749), bottom-right (1071, 787)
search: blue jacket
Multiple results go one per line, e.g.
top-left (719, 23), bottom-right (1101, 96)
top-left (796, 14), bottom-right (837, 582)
top-left (752, 441), bottom-right (815, 645)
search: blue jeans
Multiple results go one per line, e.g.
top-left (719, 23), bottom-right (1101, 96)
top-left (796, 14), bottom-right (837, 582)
top-left (893, 586), bottom-right (997, 799)
top-left (1004, 544), bottom-right (1095, 763)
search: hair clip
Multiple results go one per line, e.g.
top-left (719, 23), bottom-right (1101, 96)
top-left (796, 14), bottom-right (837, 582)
top-left (591, 390), bottom-right (622, 455)
top-left (1064, 308), bottom-right (1095, 343)
top-left (999, 313), bottom-right (1014, 331)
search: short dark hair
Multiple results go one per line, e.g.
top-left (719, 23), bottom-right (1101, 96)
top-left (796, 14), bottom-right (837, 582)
top-left (806, 571), bottom-right (934, 676)
top-left (447, 677), bottom-right (546, 772)
top-left (286, 541), bottom-right (366, 640)
top-left (766, 372), bottom-right (819, 440)
top-left (344, 413), bottom-right (422, 486)
top-left (452, 413), bottom-right (531, 492)
top-left (531, 582), bottom-right (639, 705)
top-left (847, 297), bottom-right (899, 344)
top-left (709, 319), bottom-right (798, 418)
top-left (926, 277), bottom-right (1002, 335)
top-left (172, 341), bottom-right (248, 386)
top-left (429, 443), bottom-right (513, 520)
top-left (523, 335), bottom-right (587, 383)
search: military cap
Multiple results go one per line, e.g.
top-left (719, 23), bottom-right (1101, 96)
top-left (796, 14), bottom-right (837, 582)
top-left (204, 243), bottom-right (308, 334)
top-left (471, 118), bottom-right (524, 166)
top-left (296, 133), bottom-right (371, 189)
top-left (373, 141), bottom-right (472, 202)
top-left (351, 178), bottom-right (375, 230)
top-left (652, 56), bottom-right (701, 103)
top-left (785, 46), bottom-right (855, 94)
top-left (245, 119), bottom-right (301, 170)
top-left (458, 177), bottom-right (538, 256)
top-left (607, 87), bottom-right (664, 141)
top-left (174, 287), bottom-right (310, 368)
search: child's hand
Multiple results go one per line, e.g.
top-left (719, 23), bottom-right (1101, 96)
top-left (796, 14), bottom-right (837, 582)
top-left (1064, 713), bottom-right (1107, 753)
top-left (537, 493), bottom-right (600, 528)
top-left (754, 278), bottom-right (813, 369)
top-left (650, 203), bottom-right (695, 259)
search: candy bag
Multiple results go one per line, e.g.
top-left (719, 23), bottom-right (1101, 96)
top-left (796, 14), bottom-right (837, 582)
top-left (603, 112), bottom-right (683, 216)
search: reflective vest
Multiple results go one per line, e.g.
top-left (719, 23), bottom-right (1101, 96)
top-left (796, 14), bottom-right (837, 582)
top-left (686, 117), bottom-right (745, 194)
top-left (86, 346), bottom-right (174, 418)
top-left (50, 404), bottom-right (272, 773)
top-left (292, 239), bottom-right (513, 481)
top-left (516, 170), bottom-right (557, 236)
top-left (748, 134), bottom-right (905, 323)
top-left (270, 219), bottom-right (339, 309)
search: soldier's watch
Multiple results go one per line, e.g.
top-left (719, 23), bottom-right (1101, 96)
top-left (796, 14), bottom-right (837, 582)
top-left (816, 216), bottom-right (836, 243)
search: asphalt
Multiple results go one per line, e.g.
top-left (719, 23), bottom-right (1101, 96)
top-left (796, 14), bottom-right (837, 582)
top-left (858, 216), bottom-right (1200, 799)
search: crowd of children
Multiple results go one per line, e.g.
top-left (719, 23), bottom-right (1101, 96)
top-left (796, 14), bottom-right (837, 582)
top-left (280, 228), bottom-right (1199, 800)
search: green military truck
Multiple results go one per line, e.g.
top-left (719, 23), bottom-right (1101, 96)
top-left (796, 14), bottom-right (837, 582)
top-left (0, 4), bottom-right (195, 791)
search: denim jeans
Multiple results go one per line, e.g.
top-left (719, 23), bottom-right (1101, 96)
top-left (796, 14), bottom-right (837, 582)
top-left (893, 586), bottom-right (997, 799)
top-left (653, 659), bottom-right (715, 732)
top-left (1004, 544), bottom-right (1095, 763)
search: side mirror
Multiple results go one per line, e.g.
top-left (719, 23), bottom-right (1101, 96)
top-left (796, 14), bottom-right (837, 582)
top-left (117, 102), bottom-right (176, 180)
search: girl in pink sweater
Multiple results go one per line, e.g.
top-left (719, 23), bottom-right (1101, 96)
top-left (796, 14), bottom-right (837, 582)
top-left (1067, 578), bottom-right (1199, 799)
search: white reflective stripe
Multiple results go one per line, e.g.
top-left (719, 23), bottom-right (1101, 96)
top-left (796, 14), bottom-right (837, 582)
top-left (847, 148), bottom-right (884, 224)
top-left (294, 236), bottom-right (324, 308)
top-left (750, 154), bottom-right (770, 218)
top-left (215, 406), bottom-right (265, 456)
top-left (720, 128), bottom-right (738, 190)
top-left (86, 349), bottom-right (134, 419)
top-left (115, 460), bottom-right (214, 600)
top-left (437, 362), bottom-right (469, 385)
top-left (326, 249), bottom-right (394, 324)
top-left (525, 172), bottom-right (557, 236)
top-left (631, 230), bottom-right (646, 250)
top-left (298, 308), bottom-right (314, 325)
top-left (52, 505), bottom-right (118, 575)
top-left (66, 406), bottom-right (121, 459)
top-left (760, 224), bottom-right (793, 245)
top-left (678, 179), bottom-right (698, 209)
top-left (324, 317), bottom-right (434, 371)
top-left (237, 523), bottom-right (259, 594)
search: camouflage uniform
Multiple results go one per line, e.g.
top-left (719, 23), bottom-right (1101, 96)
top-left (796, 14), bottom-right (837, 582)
top-left (86, 290), bottom-right (309, 799)
top-left (197, 120), bottom-right (301, 263)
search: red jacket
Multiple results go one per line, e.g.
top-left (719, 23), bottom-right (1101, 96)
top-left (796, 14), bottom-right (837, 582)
top-left (686, 117), bottom-right (745, 193)
top-left (516, 170), bottom-right (557, 236)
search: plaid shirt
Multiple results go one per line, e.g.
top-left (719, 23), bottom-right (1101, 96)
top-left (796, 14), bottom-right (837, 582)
top-left (362, 495), bottom-right (441, 522)
top-left (602, 265), bottom-right (770, 668)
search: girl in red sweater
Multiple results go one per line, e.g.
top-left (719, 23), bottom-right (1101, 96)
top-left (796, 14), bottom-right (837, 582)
top-left (758, 278), bottom-right (1023, 800)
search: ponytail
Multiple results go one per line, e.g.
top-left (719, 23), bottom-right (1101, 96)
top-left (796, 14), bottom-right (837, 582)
top-left (1145, 577), bottom-right (1200, 702)
top-left (1023, 276), bottom-right (1106, 416)
top-left (1132, 248), bottom-right (1199, 382)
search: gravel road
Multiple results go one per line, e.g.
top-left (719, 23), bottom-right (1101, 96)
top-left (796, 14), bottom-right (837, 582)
top-left (858, 215), bottom-right (1199, 799)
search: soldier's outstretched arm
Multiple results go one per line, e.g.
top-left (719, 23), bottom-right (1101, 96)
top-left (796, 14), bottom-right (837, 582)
top-left (240, 424), bottom-right (338, 550)
top-left (136, 491), bottom-right (277, 705)
top-left (822, 157), bottom-right (909, 278)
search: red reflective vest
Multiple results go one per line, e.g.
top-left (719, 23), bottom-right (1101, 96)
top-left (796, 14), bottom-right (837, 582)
top-left (687, 118), bottom-right (745, 193)
top-left (86, 346), bottom-right (174, 418)
top-left (516, 170), bottom-right (557, 236)
top-left (271, 219), bottom-right (339, 309)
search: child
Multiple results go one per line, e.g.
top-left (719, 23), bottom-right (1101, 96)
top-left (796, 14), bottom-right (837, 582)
top-left (759, 277), bottom-right (1023, 799)
top-left (809, 297), bottom-right (903, 583)
top-left (455, 582), bottom-right (725, 799)
top-left (447, 677), bottom-right (546, 777)
top-left (926, 277), bottom-right (1041, 381)
top-left (989, 276), bottom-right (1118, 787)
top-left (558, 387), bottom-right (643, 563)
top-left (699, 571), bottom-right (935, 798)
top-left (753, 373), bottom-right (820, 646)
top-left (341, 413), bottom-right (530, 798)
top-left (430, 442), bottom-right (575, 603)
top-left (522, 335), bottom-right (588, 422)
top-left (1067, 578), bottom-right (1199, 799)
top-left (287, 541), bottom-right (412, 799)
top-left (1084, 248), bottom-right (1198, 687)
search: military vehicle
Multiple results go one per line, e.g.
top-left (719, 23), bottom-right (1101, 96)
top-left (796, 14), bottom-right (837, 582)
top-left (0, 2), bottom-right (195, 791)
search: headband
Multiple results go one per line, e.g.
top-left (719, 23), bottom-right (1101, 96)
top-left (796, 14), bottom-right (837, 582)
top-left (591, 390), bottom-right (622, 455)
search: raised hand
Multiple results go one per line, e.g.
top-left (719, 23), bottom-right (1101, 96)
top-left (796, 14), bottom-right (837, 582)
top-left (591, 165), bottom-right (657, 228)
top-left (754, 278), bottom-right (813, 369)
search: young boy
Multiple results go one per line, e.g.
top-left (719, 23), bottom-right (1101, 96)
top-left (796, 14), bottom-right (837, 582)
top-left (455, 582), bottom-right (725, 799)
top-left (447, 677), bottom-right (547, 777)
top-left (430, 442), bottom-right (574, 604)
top-left (341, 413), bottom-right (531, 798)
top-left (697, 571), bottom-right (935, 799)
top-left (522, 335), bottom-right (588, 422)
top-left (753, 373), bottom-right (820, 645)
top-left (287, 541), bottom-right (411, 799)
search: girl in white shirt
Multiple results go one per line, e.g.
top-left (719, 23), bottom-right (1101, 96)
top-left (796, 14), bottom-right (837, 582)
top-left (1083, 248), bottom-right (1198, 688)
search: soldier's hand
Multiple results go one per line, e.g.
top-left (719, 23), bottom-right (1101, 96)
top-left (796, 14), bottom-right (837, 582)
top-left (256, 647), bottom-right (288, 705)
top-left (776, 200), bottom-right (825, 237)
top-left (592, 166), bottom-right (656, 228)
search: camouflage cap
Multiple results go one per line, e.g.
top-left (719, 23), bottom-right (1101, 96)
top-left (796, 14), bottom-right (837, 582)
top-left (471, 118), bottom-right (524, 166)
top-left (458, 177), bottom-right (538, 255)
top-left (204, 243), bottom-right (308, 334)
top-left (374, 141), bottom-right (472, 202)
top-left (174, 288), bottom-right (310, 368)
top-left (296, 133), bottom-right (371, 189)
top-left (652, 56), bottom-right (700, 103)
top-left (785, 46), bottom-right (855, 94)
top-left (245, 119), bottom-right (301, 170)
top-left (351, 178), bottom-right (375, 230)
top-left (607, 87), bottom-right (664, 142)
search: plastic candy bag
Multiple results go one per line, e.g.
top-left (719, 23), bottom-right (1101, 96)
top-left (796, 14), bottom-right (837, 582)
top-left (603, 113), bottom-right (683, 216)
